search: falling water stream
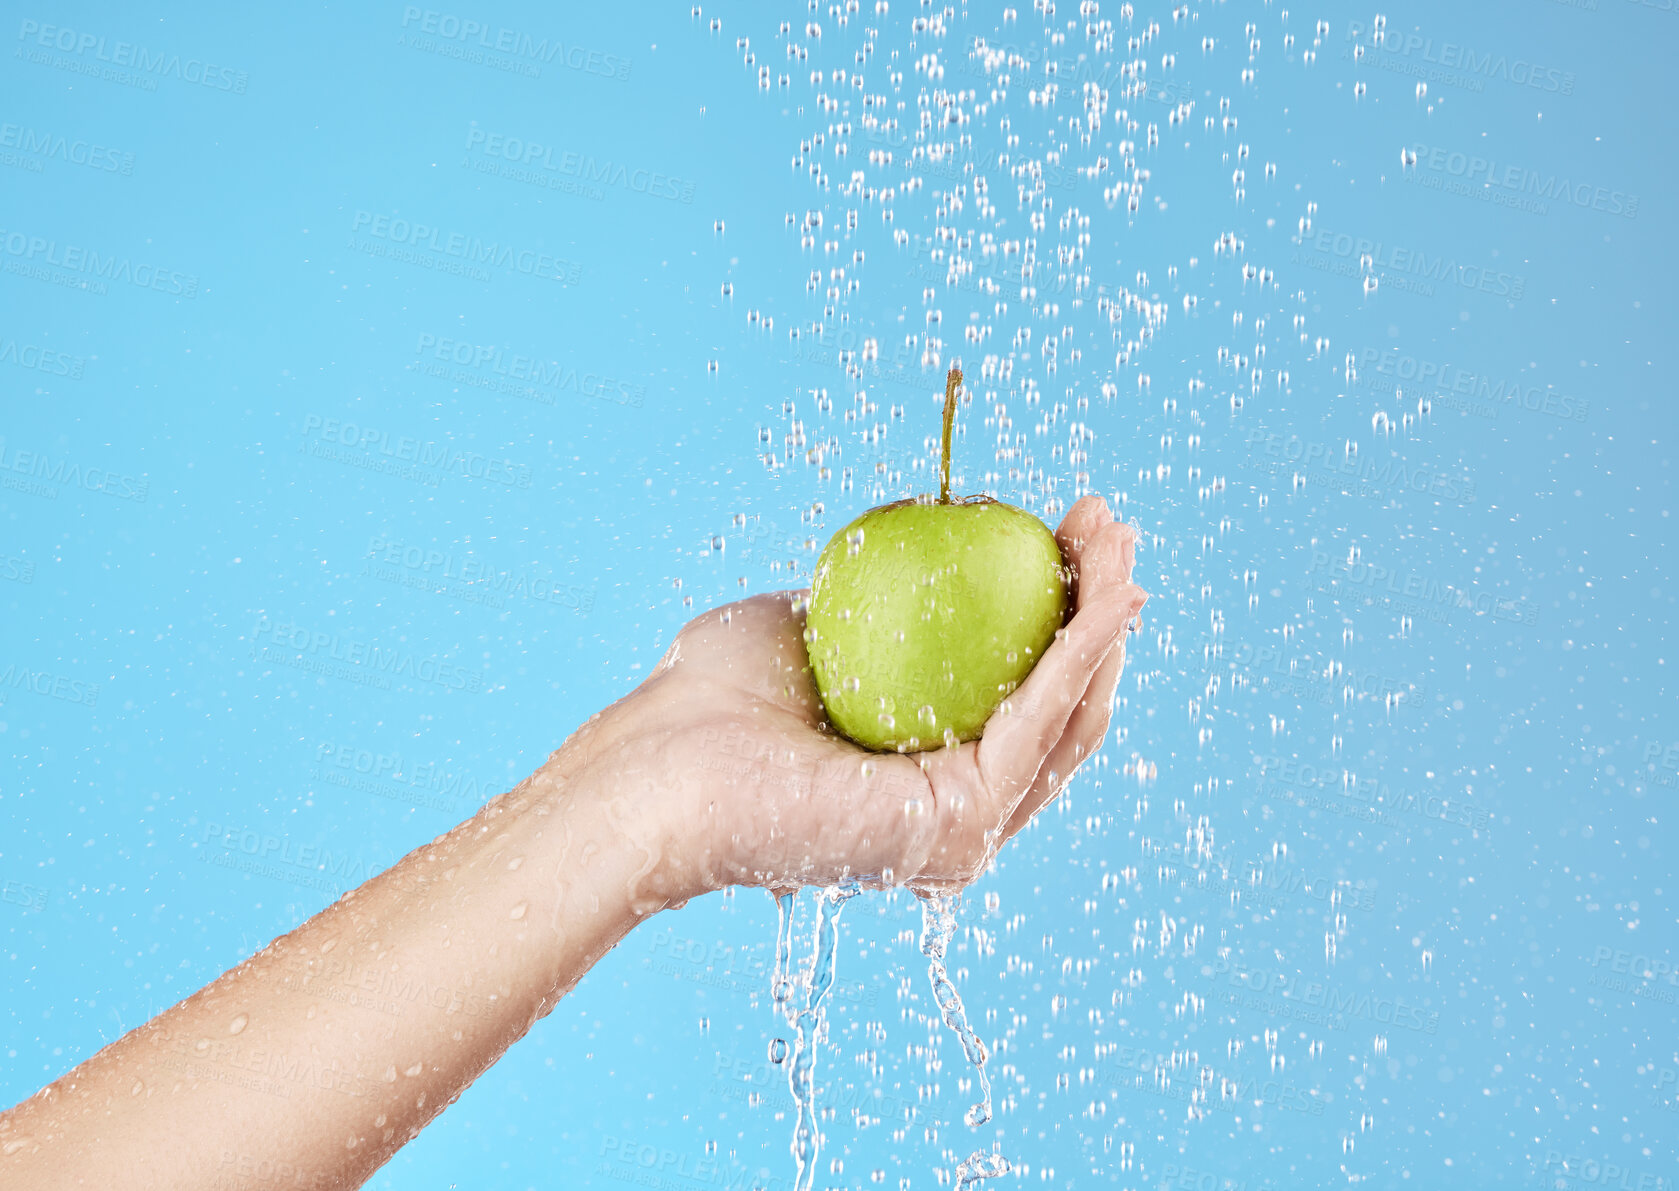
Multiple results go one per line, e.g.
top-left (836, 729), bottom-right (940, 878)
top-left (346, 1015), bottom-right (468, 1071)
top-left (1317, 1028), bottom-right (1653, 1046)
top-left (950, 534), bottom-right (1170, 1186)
top-left (920, 893), bottom-right (1009, 1189)
top-left (773, 884), bottom-right (860, 1191)
top-left (769, 888), bottom-right (1006, 1189)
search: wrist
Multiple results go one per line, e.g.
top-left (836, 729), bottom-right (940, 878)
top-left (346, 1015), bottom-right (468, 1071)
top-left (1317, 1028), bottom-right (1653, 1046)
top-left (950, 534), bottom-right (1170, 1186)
top-left (539, 694), bottom-right (702, 913)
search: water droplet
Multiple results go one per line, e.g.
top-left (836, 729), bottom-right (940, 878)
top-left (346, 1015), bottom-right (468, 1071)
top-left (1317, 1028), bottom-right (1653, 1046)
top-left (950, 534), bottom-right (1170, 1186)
top-left (227, 1014), bottom-right (248, 1035)
top-left (510, 901), bottom-right (528, 920)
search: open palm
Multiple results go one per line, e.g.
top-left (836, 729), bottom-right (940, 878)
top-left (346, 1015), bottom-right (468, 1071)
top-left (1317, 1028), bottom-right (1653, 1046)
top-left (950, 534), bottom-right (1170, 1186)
top-left (576, 494), bottom-right (1147, 900)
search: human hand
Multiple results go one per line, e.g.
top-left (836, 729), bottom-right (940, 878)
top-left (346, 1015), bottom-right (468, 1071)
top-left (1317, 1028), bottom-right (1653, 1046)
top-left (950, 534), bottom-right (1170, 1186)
top-left (566, 494), bottom-right (1147, 905)
top-left (0, 496), bottom-right (1145, 1191)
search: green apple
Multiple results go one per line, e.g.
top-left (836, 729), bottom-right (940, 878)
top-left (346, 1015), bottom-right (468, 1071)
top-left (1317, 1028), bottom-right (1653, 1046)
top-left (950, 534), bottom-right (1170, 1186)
top-left (804, 367), bottom-right (1070, 752)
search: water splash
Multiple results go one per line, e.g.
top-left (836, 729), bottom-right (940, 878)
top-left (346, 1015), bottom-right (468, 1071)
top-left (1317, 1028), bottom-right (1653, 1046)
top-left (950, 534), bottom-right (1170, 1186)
top-left (921, 893), bottom-right (1010, 1185)
top-left (784, 884), bottom-right (862, 1191)
top-left (956, 1149), bottom-right (1011, 1189)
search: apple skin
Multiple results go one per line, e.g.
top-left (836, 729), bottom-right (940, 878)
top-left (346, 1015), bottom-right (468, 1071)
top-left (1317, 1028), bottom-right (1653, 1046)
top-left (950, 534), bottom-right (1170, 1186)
top-left (803, 496), bottom-right (1070, 753)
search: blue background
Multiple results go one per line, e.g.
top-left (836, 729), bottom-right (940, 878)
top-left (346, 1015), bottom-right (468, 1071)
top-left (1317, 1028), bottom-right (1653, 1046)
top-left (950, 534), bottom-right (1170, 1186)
top-left (2, 2), bottom-right (1675, 1188)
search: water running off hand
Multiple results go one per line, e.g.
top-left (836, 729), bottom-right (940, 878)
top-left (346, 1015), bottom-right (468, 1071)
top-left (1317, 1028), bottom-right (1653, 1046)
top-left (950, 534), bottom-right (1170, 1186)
top-left (772, 885), bottom-right (860, 1191)
top-left (921, 892), bottom-right (1010, 1188)
top-left (768, 889), bottom-right (1006, 1189)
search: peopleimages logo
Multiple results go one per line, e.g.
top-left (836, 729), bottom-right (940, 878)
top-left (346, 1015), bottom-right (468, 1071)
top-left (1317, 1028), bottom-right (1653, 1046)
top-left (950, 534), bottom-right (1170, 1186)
top-left (312, 739), bottom-right (505, 811)
top-left (0, 553), bottom-right (34, 585)
top-left (249, 616), bottom-right (483, 693)
top-left (299, 414), bottom-right (533, 489)
top-left (364, 534), bottom-right (596, 615)
top-left (1293, 227), bottom-right (1525, 300)
top-left (1586, 946), bottom-right (1679, 1005)
top-left (1191, 639), bottom-right (1425, 707)
top-left (1307, 550), bottom-right (1538, 627)
top-left (1255, 754), bottom-right (1496, 833)
top-left (0, 437), bottom-right (149, 503)
top-left (464, 129), bottom-right (695, 204)
top-left (1535, 1153), bottom-right (1674, 1191)
top-left (0, 661), bottom-right (98, 708)
top-left (1099, 1044), bottom-right (1326, 1119)
top-left (348, 210), bottom-right (580, 286)
top-left (15, 18), bottom-right (250, 93)
top-left (1, 878), bottom-right (50, 912)
top-left (1203, 953), bottom-right (1442, 1034)
top-left (0, 122), bottom-right (135, 175)
top-left (1352, 347), bottom-right (1590, 424)
top-left (399, 7), bottom-right (631, 80)
top-left (198, 822), bottom-right (384, 894)
top-left (0, 337), bottom-right (84, 379)
top-left (411, 333), bottom-right (645, 409)
top-left (1244, 428), bottom-right (1477, 504)
top-left (1344, 21), bottom-right (1576, 95)
top-left (1641, 741), bottom-right (1679, 790)
top-left (1405, 141), bottom-right (1637, 219)
top-left (596, 1133), bottom-right (795, 1191)
top-left (0, 227), bottom-right (199, 298)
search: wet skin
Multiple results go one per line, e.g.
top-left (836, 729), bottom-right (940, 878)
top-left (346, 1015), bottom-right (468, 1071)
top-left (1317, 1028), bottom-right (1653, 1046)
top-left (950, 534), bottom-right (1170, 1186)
top-left (0, 494), bottom-right (1145, 1190)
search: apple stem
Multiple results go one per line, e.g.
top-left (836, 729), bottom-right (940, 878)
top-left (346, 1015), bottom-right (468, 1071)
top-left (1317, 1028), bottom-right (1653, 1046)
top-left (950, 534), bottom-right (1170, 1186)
top-left (939, 365), bottom-right (962, 505)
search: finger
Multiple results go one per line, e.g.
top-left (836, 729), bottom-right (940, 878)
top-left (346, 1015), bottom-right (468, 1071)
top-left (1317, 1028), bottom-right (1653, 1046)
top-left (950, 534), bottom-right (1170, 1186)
top-left (1075, 517), bottom-right (1136, 615)
top-left (976, 522), bottom-right (1147, 802)
top-left (999, 621), bottom-right (1132, 842)
top-left (1115, 518), bottom-right (1138, 586)
top-left (1000, 514), bottom-right (1148, 826)
top-left (1000, 522), bottom-right (1145, 835)
top-left (1055, 494), bottom-right (1113, 594)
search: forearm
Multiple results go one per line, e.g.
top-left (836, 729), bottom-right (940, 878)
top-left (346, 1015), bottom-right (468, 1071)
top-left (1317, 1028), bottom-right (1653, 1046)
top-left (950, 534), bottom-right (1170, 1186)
top-left (0, 740), bottom-right (661, 1190)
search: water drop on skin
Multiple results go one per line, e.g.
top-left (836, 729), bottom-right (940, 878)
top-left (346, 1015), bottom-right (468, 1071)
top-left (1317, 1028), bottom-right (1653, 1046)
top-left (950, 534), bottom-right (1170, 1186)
top-left (228, 1014), bottom-right (248, 1035)
top-left (510, 902), bottom-right (528, 920)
